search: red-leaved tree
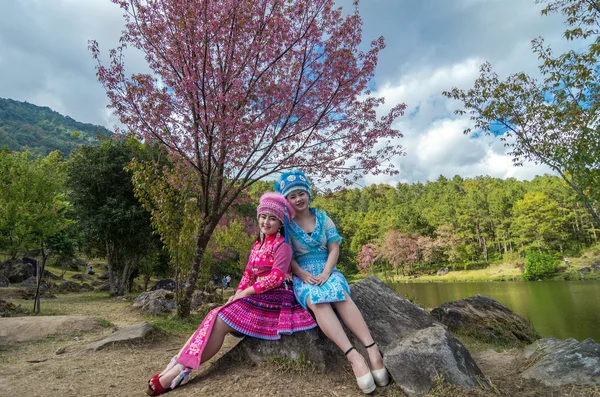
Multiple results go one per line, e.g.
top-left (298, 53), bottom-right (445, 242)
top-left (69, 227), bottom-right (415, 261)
top-left (380, 230), bottom-right (419, 275)
top-left (357, 243), bottom-right (378, 274)
top-left (91, 0), bottom-right (405, 316)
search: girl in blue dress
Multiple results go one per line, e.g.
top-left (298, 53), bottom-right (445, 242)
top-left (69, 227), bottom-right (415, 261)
top-left (277, 170), bottom-right (389, 394)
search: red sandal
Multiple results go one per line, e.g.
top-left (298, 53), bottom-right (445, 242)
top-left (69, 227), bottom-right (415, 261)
top-left (146, 373), bottom-right (171, 396)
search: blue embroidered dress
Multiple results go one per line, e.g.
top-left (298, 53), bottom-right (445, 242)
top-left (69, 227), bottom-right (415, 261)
top-left (288, 208), bottom-right (350, 309)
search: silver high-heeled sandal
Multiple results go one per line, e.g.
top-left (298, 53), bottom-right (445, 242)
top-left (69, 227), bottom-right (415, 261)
top-left (364, 342), bottom-right (390, 387)
top-left (345, 346), bottom-right (376, 394)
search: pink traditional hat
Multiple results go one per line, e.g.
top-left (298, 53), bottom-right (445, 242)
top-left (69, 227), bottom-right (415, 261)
top-left (256, 192), bottom-right (295, 223)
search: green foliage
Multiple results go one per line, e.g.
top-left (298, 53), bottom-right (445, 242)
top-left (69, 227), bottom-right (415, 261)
top-left (95, 318), bottom-right (114, 328)
top-left (0, 150), bottom-right (73, 258)
top-left (309, 173), bottom-right (597, 276)
top-left (0, 98), bottom-right (112, 156)
top-left (67, 138), bottom-right (160, 295)
top-left (443, 0), bottom-right (600, 227)
top-left (523, 251), bottom-right (559, 280)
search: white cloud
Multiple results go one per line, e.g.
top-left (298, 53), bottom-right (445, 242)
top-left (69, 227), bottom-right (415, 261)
top-left (361, 57), bottom-right (558, 185)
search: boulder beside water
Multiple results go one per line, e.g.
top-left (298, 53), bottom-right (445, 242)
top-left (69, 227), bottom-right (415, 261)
top-left (217, 277), bottom-right (488, 396)
top-left (431, 294), bottom-right (540, 346)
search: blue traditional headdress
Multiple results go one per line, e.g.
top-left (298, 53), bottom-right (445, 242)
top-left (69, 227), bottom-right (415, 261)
top-left (275, 170), bottom-right (312, 199)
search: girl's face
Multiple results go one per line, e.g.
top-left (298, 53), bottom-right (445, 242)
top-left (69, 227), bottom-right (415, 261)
top-left (257, 213), bottom-right (282, 236)
top-left (287, 190), bottom-right (309, 212)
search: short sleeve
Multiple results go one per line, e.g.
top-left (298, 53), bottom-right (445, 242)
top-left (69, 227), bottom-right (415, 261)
top-left (324, 215), bottom-right (342, 245)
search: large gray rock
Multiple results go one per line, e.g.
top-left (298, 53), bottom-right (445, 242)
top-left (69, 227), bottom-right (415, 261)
top-left (150, 278), bottom-right (177, 292)
top-left (2, 260), bottom-right (36, 283)
top-left (431, 295), bottom-right (540, 345)
top-left (521, 337), bottom-right (600, 387)
top-left (133, 289), bottom-right (175, 314)
top-left (86, 321), bottom-right (158, 351)
top-left (21, 276), bottom-right (54, 291)
top-left (219, 277), bottom-right (487, 396)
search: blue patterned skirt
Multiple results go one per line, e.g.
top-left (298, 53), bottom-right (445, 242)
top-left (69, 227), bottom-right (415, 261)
top-left (293, 251), bottom-right (350, 309)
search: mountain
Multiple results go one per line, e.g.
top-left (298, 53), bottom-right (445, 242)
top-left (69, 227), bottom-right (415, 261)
top-left (0, 98), bottom-right (114, 156)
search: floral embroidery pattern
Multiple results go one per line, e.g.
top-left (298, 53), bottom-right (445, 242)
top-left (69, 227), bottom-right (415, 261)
top-left (253, 269), bottom-right (284, 294)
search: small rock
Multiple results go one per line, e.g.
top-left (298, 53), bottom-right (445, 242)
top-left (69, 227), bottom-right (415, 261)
top-left (85, 322), bottom-right (158, 351)
top-left (72, 369), bottom-right (83, 375)
top-left (74, 337), bottom-right (79, 341)
top-left (436, 267), bottom-right (450, 276)
top-left (0, 298), bottom-right (18, 313)
top-left (55, 346), bottom-right (67, 355)
top-left (201, 386), bottom-right (210, 392)
top-left (232, 375), bottom-right (240, 383)
top-left (58, 280), bottom-right (81, 293)
top-left (74, 258), bottom-right (88, 268)
top-left (0, 275), bottom-right (10, 288)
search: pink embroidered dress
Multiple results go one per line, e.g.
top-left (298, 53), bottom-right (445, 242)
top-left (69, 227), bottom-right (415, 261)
top-left (177, 234), bottom-right (317, 370)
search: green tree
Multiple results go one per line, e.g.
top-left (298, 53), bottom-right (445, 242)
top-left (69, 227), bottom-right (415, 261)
top-left (523, 250), bottom-right (559, 280)
top-left (511, 192), bottom-right (569, 252)
top-left (0, 150), bottom-right (73, 312)
top-left (67, 139), bottom-right (158, 296)
top-left (444, 0), bottom-right (600, 227)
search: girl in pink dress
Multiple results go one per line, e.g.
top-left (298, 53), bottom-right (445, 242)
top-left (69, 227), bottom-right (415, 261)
top-left (146, 193), bottom-right (317, 396)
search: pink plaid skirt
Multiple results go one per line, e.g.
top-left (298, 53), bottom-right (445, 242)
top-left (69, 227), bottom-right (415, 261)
top-left (177, 282), bottom-right (316, 369)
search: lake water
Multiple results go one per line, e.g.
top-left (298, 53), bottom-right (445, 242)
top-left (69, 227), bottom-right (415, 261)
top-left (388, 280), bottom-right (600, 342)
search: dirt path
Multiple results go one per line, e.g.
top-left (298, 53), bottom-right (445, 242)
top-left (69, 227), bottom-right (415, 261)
top-left (1, 293), bottom-right (598, 397)
top-left (0, 316), bottom-right (100, 343)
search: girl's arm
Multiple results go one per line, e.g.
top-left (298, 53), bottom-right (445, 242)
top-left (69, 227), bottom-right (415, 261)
top-left (292, 259), bottom-right (318, 285)
top-left (230, 243), bottom-right (292, 302)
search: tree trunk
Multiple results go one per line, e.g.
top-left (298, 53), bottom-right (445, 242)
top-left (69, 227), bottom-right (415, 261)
top-left (117, 261), bottom-right (132, 296)
top-left (33, 245), bottom-right (49, 313)
top-left (177, 224), bottom-right (218, 318)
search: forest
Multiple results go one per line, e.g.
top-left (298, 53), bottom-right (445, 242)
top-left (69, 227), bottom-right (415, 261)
top-left (2, 137), bottom-right (597, 306)
top-left (0, 98), bottom-right (113, 155)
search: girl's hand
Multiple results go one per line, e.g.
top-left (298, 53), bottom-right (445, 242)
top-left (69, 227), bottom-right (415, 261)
top-left (299, 270), bottom-right (319, 285)
top-left (228, 291), bottom-right (246, 303)
top-left (314, 271), bottom-right (331, 286)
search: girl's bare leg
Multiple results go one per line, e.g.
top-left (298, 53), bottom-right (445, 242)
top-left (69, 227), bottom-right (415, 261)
top-left (307, 299), bottom-right (370, 377)
top-left (151, 317), bottom-right (234, 390)
top-left (332, 292), bottom-right (384, 370)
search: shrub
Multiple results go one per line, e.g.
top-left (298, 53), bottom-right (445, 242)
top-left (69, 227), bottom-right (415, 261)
top-left (523, 251), bottom-right (558, 280)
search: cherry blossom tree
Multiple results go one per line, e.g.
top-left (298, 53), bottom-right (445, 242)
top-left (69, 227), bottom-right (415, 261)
top-left (380, 230), bottom-right (419, 275)
top-left (357, 243), bottom-right (378, 274)
top-left (91, 0), bottom-right (405, 316)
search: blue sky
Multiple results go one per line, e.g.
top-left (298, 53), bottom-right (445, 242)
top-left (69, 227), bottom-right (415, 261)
top-left (0, 0), bottom-right (576, 185)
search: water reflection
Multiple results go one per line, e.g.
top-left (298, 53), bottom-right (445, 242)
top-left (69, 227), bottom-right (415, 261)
top-left (389, 280), bottom-right (600, 341)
